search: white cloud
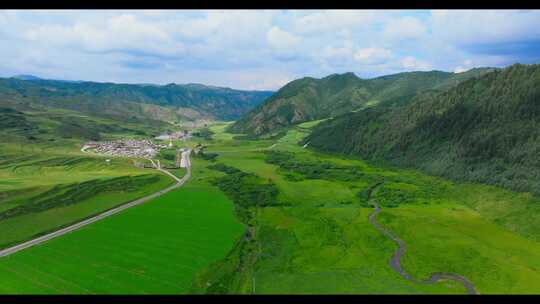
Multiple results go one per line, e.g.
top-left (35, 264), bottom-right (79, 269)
top-left (267, 26), bottom-right (301, 50)
top-left (401, 56), bottom-right (432, 70)
top-left (429, 10), bottom-right (540, 46)
top-left (354, 47), bottom-right (393, 65)
top-left (23, 14), bottom-right (185, 57)
top-left (294, 10), bottom-right (378, 34)
top-left (383, 16), bottom-right (427, 41)
top-left (1, 10), bottom-right (539, 90)
top-left (320, 41), bottom-right (354, 60)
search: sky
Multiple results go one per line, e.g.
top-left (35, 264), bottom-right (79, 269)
top-left (1, 9), bottom-right (540, 91)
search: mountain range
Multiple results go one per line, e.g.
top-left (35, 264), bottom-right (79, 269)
top-left (305, 63), bottom-right (540, 196)
top-left (229, 68), bottom-right (496, 136)
top-left (0, 76), bottom-right (273, 124)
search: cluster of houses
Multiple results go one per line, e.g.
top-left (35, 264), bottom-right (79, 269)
top-left (81, 139), bottom-right (167, 159)
top-left (154, 130), bottom-right (192, 141)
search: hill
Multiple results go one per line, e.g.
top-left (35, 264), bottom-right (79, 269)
top-left (0, 77), bottom-right (273, 124)
top-left (229, 68), bottom-right (495, 136)
top-left (306, 63), bottom-right (540, 196)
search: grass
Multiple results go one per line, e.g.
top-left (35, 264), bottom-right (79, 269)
top-left (2, 117), bottom-right (540, 294)
top-left (0, 148), bottom-right (177, 249)
top-left (0, 177), bottom-right (244, 294)
top-left (0, 105), bottom-right (181, 249)
top-left (189, 121), bottom-right (540, 294)
top-left (0, 173), bottom-right (172, 249)
top-left (379, 204), bottom-right (540, 294)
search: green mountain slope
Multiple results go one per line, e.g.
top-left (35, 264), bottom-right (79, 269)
top-left (0, 77), bottom-right (273, 123)
top-left (229, 68), bottom-right (495, 136)
top-left (306, 63), bottom-right (540, 196)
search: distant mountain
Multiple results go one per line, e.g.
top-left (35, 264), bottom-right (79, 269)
top-left (0, 77), bottom-right (273, 123)
top-left (12, 74), bottom-right (43, 81)
top-left (306, 63), bottom-right (540, 196)
top-left (229, 68), bottom-right (496, 136)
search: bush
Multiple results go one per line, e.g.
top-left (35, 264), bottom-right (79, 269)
top-left (265, 150), bottom-right (365, 182)
top-left (208, 163), bottom-right (281, 208)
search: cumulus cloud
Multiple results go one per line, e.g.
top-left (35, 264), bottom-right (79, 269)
top-left (294, 10), bottom-right (378, 34)
top-left (24, 14), bottom-right (185, 57)
top-left (0, 10), bottom-right (539, 90)
top-left (429, 10), bottom-right (540, 48)
top-left (267, 26), bottom-right (302, 50)
top-left (383, 16), bottom-right (427, 41)
top-left (401, 56), bottom-right (432, 70)
top-left (354, 48), bottom-right (393, 65)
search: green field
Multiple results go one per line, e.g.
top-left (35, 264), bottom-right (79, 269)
top-left (0, 174), bottom-right (244, 294)
top-left (0, 105), bottom-right (184, 249)
top-left (1, 118), bottom-right (540, 294)
top-left (188, 122), bottom-right (540, 294)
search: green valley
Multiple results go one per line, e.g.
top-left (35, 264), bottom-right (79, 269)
top-left (1, 116), bottom-right (540, 294)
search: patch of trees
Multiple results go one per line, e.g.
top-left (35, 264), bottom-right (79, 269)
top-left (54, 116), bottom-right (147, 141)
top-left (194, 151), bottom-right (218, 162)
top-left (0, 174), bottom-right (161, 220)
top-left (192, 128), bottom-right (214, 141)
top-left (307, 64), bottom-right (540, 196)
top-left (264, 150), bottom-right (365, 182)
top-left (0, 107), bottom-right (40, 137)
top-left (208, 163), bottom-right (282, 209)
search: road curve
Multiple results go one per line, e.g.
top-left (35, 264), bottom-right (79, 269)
top-left (366, 182), bottom-right (478, 295)
top-left (0, 150), bottom-right (192, 258)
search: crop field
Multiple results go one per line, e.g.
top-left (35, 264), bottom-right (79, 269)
top-left (0, 146), bottom-right (176, 249)
top-left (0, 169), bottom-right (244, 294)
top-left (0, 107), bottom-right (178, 249)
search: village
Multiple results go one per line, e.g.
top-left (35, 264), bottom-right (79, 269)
top-left (79, 127), bottom-right (201, 171)
top-left (154, 130), bottom-right (192, 141)
top-left (81, 139), bottom-right (168, 159)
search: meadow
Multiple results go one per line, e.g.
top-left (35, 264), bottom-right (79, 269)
top-left (1, 118), bottom-right (540, 294)
top-left (189, 121), bottom-right (540, 294)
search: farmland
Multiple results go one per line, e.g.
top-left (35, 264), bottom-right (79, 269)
top-left (0, 170), bottom-right (244, 294)
top-left (1, 119), bottom-right (540, 294)
top-left (0, 107), bottom-right (177, 249)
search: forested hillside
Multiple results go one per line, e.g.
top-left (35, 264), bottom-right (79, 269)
top-left (0, 77), bottom-right (273, 123)
top-left (306, 64), bottom-right (540, 195)
top-left (229, 68), bottom-right (495, 136)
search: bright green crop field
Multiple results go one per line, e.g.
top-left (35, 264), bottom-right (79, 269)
top-left (0, 119), bottom-right (175, 249)
top-left (0, 173), bottom-right (244, 294)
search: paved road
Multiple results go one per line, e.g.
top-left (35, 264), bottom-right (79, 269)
top-left (366, 182), bottom-right (478, 295)
top-left (0, 150), bottom-right (192, 258)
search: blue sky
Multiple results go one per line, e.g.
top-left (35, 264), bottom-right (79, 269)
top-left (0, 10), bottom-right (539, 90)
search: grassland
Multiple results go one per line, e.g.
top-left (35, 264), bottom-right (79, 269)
top-left (0, 102), bottom-right (246, 294)
top-left (0, 106), bottom-right (178, 249)
top-left (1, 117), bottom-right (540, 294)
top-left (0, 163), bottom-right (244, 294)
top-left (187, 121), bottom-right (540, 294)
